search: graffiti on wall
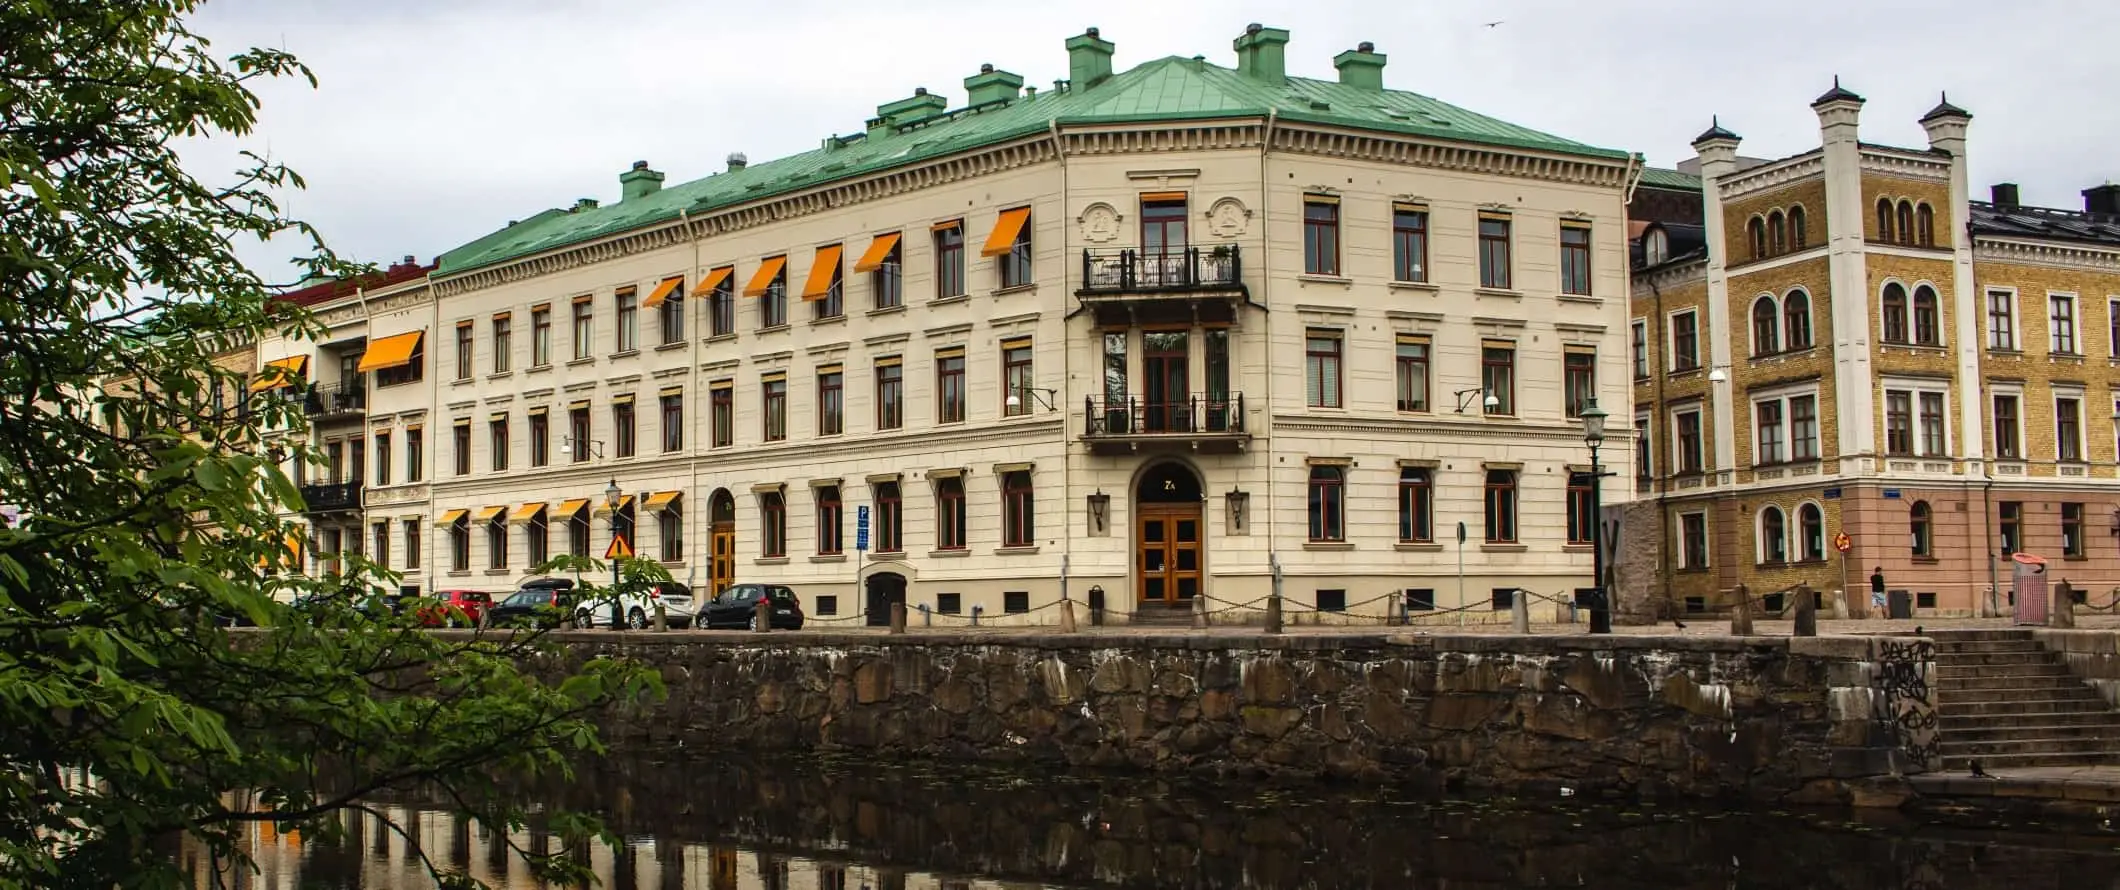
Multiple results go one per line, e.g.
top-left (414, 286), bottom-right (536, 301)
top-left (1874, 637), bottom-right (1938, 771)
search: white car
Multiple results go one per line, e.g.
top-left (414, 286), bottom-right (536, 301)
top-left (517, 578), bottom-right (694, 629)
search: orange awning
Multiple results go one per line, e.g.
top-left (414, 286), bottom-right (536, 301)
top-left (853, 233), bottom-right (902, 273)
top-left (556, 498), bottom-right (591, 518)
top-left (642, 276), bottom-right (684, 308)
top-left (594, 495), bottom-right (635, 516)
top-left (742, 257), bottom-right (787, 297)
top-left (1140, 191), bottom-right (1188, 203)
top-left (981, 207), bottom-right (1031, 257)
top-left (472, 505), bottom-right (506, 523)
top-left (434, 508), bottom-right (468, 527)
top-left (690, 266), bottom-right (734, 297)
top-left (642, 491), bottom-right (682, 513)
top-left (249, 356), bottom-right (308, 392)
top-left (356, 331), bottom-right (423, 372)
top-left (508, 502), bottom-right (548, 524)
top-left (800, 245), bottom-right (844, 301)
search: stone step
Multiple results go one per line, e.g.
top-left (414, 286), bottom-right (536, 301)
top-left (1938, 736), bottom-right (2120, 758)
top-left (1941, 710), bottom-right (2120, 730)
top-left (1937, 674), bottom-right (2086, 692)
top-left (1935, 640), bottom-right (2046, 654)
top-left (1941, 751), bottom-right (2117, 770)
top-left (1927, 629), bottom-right (2036, 642)
top-left (1937, 697), bottom-right (2112, 718)
top-left (1944, 722), bottom-right (2120, 743)
top-left (1931, 651), bottom-right (2059, 667)
top-left (1941, 682), bottom-right (2101, 701)
top-left (1934, 661), bottom-right (2072, 677)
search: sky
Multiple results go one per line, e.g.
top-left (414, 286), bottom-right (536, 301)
top-left (187, 0), bottom-right (2120, 283)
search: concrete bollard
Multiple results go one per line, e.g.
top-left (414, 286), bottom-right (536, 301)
top-left (1730, 583), bottom-right (1753, 636)
top-left (2052, 581), bottom-right (2077, 628)
top-left (1192, 594), bottom-right (1208, 629)
top-left (1058, 599), bottom-right (1078, 633)
top-left (889, 601), bottom-right (907, 634)
top-left (1793, 585), bottom-right (1818, 637)
top-left (1263, 595), bottom-right (1283, 635)
top-left (754, 598), bottom-right (772, 633)
top-left (1510, 588), bottom-right (1529, 634)
top-left (653, 601), bottom-right (667, 632)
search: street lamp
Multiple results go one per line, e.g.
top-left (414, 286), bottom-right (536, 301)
top-left (1579, 398), bottom-right (1611, 634)
top-left (605, 478), bottom-right (623, 628)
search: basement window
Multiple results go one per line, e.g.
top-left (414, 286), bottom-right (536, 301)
top-left (1003, 591), bottom-right (1029, 614)
top-left (1315, 589), bottom-right (1346, 612)
top-left (1490, 588), bottom-right (1515, 611)
top-left (1915, 592), bottom-right (1936, 610)
top-left (935, 592), bottom-right (961, 615)
top-left (1405, 589), bottom-right (1435, 611)
top-left (815, 595), bottom-right (838, 617)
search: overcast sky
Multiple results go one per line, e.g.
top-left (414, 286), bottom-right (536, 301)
top-left (187, 0), bottom-right (2118, 282)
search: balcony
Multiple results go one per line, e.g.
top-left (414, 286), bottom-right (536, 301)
top-left (1082, 393), bottom-right (1249, 455)
top-left (304, 382), bottom-right (366, 420)
top-left (1076, 246), bottom-right (1246, 326)
top-left (298, 481), bottom-right (362, 514)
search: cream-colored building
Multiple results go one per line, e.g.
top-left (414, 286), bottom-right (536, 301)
top-left (268, 24), bottom-right (1640, 624)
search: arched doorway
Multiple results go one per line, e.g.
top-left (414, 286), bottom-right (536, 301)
top-left (865, 571), bottom-right (907, 626)
top-left (708, 489), bottom-right (736, 596)
top-left (1134, 461), bottom-right (1204, 609)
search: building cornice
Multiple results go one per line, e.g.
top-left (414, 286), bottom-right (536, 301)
top-left (1858, 147), bottom-right (1951, 181)
top-left (1269, 122), bottom-right (1633, 190)
top-left (1270, 415), bottom-right (1623, 441)
top-left (1632, 257), bottom-right (1708, 292)
top-left (1975, 237), bottom-right (2120, 273)
top-left (1717, 152), bottom-right (1823, 201)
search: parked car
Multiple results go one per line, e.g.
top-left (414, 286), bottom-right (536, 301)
top-left (696, 583), bottom-right (804, 631)
top-left (416, 589), bottom-right (492, 628)
top-left (647, 582), bottom-right (695, 629)
top-left (490, 577), bottom-right (676, 630)
top-left (485, 583), bottom-right (576, 629)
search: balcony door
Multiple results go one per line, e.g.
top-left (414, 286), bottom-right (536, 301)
top-left (1140, 197), bottom-right (1188, 286)
top-left (1142, 330), bottom-right (1190, 433)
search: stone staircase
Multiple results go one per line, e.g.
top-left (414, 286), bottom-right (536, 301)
top-left (1932, 628), bottom-right (2120, 770)
top-left (1129, 602), bottom-right (1195, 627)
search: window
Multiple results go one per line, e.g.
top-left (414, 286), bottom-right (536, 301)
top-left (809, 247), bottom-right (845, 321)
top-left (571, 297), bottom-right (594, 360)
top-left (372, 338), bottom-right (424, 388)
top-left (1483, 469), bottom-right (1517, 543)
top-left (1747, 216), bottom-right (1767, 261)
top-left (528, 411), bottom-right (548, 466)
top-left (1916, 203), bottom-right (1935, 246)
top-left (614, 287), bottom-right (638, 353)
top-left (936, 349), bottom-right (966, 423)
top-left (820, 596), bottom-right (843, 617)
top-left (1001, 341), bottom-right (1033, 417)
top-left (935, 593), bottom-right (961, 615)
top-left (531, 305), bottom-right (552, 366)
top-left (1798, 503), bottom-right (1824, 562)
top-left (869, 239), bottom-right (903, 310)
top-left (1897, 201), bottom-right (1915, 246)
top-left (936, 476), bottom-right (967, 550)
top-left (875, 359), bottom-right (903, 430)
top-left (997, 208), bottom-right (1033, 289)
top-left (1884, 391), bottom-right (1913, 456)
top-left (752, 258), bottom-right (789, 329)
top-left (1751, 295), bottom-right (1779, 355)
top-left (452, 421), bottom-right (471, 476)
top-left (1881, 283), bottom-right (1909, 344)
top-left (1876, 198), bottom-right (1895, 242)
top-left (707, 268), bottom-right (736, 337)
top-left (613, 399), bottom-right (636, 458)
top-left (1306, 465), bottom-right (1345, 542)
top-left (1631, 320), bottom-right (1648, 379)
top-left (449, 514), bottom-right (469, 572)
top-left (1670, 310), bottom-right (1699, 371)
top-left (760, 491), bottom-right (786, 558)
top-left (876, 481), bottom-right (903, 553)
top-left (405, 427), bottom-right (423, 482)
top-left (1482, 343), bottom-right (1516, 415)
top-left (2112, 298), bottom-right (2120, 358)
top-left (660, 392), bottom-right (683, 452)
top-left (2063, 503), bottom-right (2086, 557)
top-left (402, 518), bottom-right (420, 570)
top-left (1912, 285), bottom-right (1940, 346)
top-left (488, 415), bottom-right (509, 472)
top-left (1102, 331), bottom-right (1128, 420)
top-left (933, 222), bottom-right (966, 299)
top-left (1392, 205), bottom-right (1428, 282)
top-left (710, 382), bottom-right (733, 447)
top-left (1302, 198), bottom-right (1339, 276)
top-left (1918, 391), bottom-right (1947, 456)
top-left (1679, 512), bottom-right (1708, 569)
top-left (454, 321), bottom-right (474, 380)
top-left (1789, 205), bottom-right (1808, 249)
top-left (1395, 337), bottom-right (1430, 412)
top-left (527, 509), bottom-right (549, 567)
top-left (816, 485), bottom-right (842, 555)
top-left (1478, 215), bottom-right (1512, 288)
top-left (1563, 348), bottom-right (1595, 418)
top-left (1635, 414), bottom-right (1653, 481)
top-left (567, 406), bottom-right (590, 464)
top-left (1768, 211), bottom-right (1786, 255)
top-left (1988, 290), bottom-right (2016, 349)
top-left (2052, 293), bottom-right (2078, 353)
top-left (1558, 223), bottom-right (1592, 295)
top-left (1002, 470), bottom-right (1035, 547)
top-left (1992, 394), bottom-right (2021, 458)
top-left (1999, 501), bottom-right (2021, 556)
top-left (2057, 396), bottom-right (2083, 461)
top-left (1790, 394), bottom-right (1818, 461)
top-left (569, 509), bottom-right (591, 558)
top-left (659, 280), bottom-right (686, 345)
top-left (1304, 332), bottom-right (1342, 408)
top-left (1784, 290), bottom-right (1813, 350)
top-left (1910, 501), bottom-right (1932, 557)
top-left (1674, 409), bottom-right (1703, 474)
top-left (374, 432), bottom-right (391, 486)
top-left (817, 368), bottom-right (844, 435)
top-left (1756, 400), bottom-right (1784, 464)
top-left (1565, 471), bottom-right (1594, 545)
top-left (370, 521), bottom-right (389, 571)
top-left (1760, 506), bottom-right (1787, 564)
top-left (762, 375), bottom-right (787, 442)
top-left (490, 314), bottom-right (512, 373)
top-left (1315, 589), bottom-right (1347, 613)
top-left (1397, 466), bottom-right (1433, 543)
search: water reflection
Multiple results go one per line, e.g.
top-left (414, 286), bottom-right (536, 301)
top-left (190, 756), bottom-right (2120, 889)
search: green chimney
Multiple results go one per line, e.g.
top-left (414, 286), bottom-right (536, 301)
top-left (1332, 42), bottom-right (1386, 90)
top-left (1232, 23), bottom-right (1289, 85)
top-left (876, 87), bottom-right (949, 128)
top-left (964, 63), bottom-right (1025, 106)
top-left (1065, 27), bottom-right (1114, 89)
top-left (618, 160), bottom-right (664, 202)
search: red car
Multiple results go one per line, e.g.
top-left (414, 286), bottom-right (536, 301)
top-left (418, 589), bottom-right (492, 628)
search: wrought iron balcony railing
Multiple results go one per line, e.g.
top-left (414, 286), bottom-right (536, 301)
top-left (298, 481), bottom-right (362, 513)
top-left (304, 382), bottom-right (366, 417)
top-left (1083, 393), bottom-right (1246, 437)
top-left (1079, 245), bottom-right (1242, 294)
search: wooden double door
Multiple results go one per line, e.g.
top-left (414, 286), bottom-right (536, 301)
top-left (709, 521), bottom-right (735, 596)
top-left (1136, 503), bottom-right (1202, 604)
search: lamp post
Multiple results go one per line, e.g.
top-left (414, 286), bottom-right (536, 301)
top-left (605, 478), bottom-right (622, 628)
top-left (1579, 399), bottom-right (1611, 634)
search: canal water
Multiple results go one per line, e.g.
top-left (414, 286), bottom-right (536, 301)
top-left (191, 756), bottom-right (2120, 889)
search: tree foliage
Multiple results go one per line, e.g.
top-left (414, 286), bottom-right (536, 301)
top-left (0, 3), bottom-right (660, 886)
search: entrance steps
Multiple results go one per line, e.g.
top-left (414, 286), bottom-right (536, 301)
top-left (1930, 629), bottom-right (2120, 771)
top-left (1129, 603), bottom-right (1195, 627)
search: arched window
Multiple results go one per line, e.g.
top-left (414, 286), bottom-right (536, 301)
top-left (1760, 506), bottom-right (1787, 565)
top-left (1881, 282), bottom-right (1909, 343)
top-left (1784, 288), bottom-right (1813, 349)
top-left (1897, 200), bottom-right (1915, 246)
top-left (1747, 216), bottom-right (1767, 261)
top-left (1768, 210), bottom-right (1787, 255)
top-left (1916, 203), bottom-right (1935, 246)
top-left (1644, 228), bottom-right (1668, 266)
top-left (1912, 285), bottom-right (1940, 345)
top-left (1798, 503), bottom-right (1825, 562)
top-left (1789, 205), bottom-right (1808, 249)
top-left (1910, 500), bottom-right (1932, 557)
top-left (1877, 198), bottom-right (1895, 242)
top-left (1751, 296), bottom-right (1780, 355)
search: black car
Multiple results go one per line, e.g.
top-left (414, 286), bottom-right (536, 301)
top-left (486, 582), bottom-right (578, 629)
top-left (696, 583), bottom-right (804, 630)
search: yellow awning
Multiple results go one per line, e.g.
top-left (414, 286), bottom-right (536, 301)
top-left (594, 495), bottom-right (635, 516)
top-left (556, 498), bottom-right (591, 518)
top-left (853, 233), bottom-right (901, 273)
top-left (642, 490), bottom-right (682, 513)
top-left (800, 245), bottom-right (843, 301)
top-left (472, 505), bottom-right (507, 523)
top-left (743, 257), bottom-right (787, 297)
top-left (250, 356), bottom-right (309, 392)
top-left (356, 331), bottom-right (423, 372)
top-left (981, 207), bottom-right (1031, 257)
top-left (508, 502), bottom-right (548, 524)
top-left (435, 508), bottom-right (468, 527)
top-left (691, 266), bottom-right (734, 297)
top-left (1140, 191), bottom-right (1188, 203)
top-left (642, 276), bottom-right (684, 308)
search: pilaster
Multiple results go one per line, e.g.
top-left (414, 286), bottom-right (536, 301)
top-left (1814, 82), bottom-right (1875, 459)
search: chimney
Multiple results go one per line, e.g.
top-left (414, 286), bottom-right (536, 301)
top-left (1232, 23), bottom-right (1290, 84)
top-left (964, 63), bottom-right (1025, 105)
top-left (618, 160), bottom-right (664, 201)
top-left (1332, 42), bottom-right (1386, 90)
top-left (571, 198), bottom-right (599, 213)
top-left (725, 152), bottom-right (748, 172)
top-left (1990, 183), bottom-right (2019, 207)
top-left (2086, 184), bottom-right (2120, 217)
top-left (876, 87), bottom-right (949, 128)
top-left (1065, 27), bottom-right (1115, 88)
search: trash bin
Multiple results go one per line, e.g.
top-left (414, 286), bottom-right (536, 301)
top-left (1886, 589), bottom-right (1913, 620)
top-left (2011, 552), bottom-right (2049, 626)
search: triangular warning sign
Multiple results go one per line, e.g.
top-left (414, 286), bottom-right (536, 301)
top-left (603, 534), bottom-right (634, 560)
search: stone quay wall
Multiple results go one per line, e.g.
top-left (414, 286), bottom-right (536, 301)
top-left (531, 631), bottom-right (1936, 803)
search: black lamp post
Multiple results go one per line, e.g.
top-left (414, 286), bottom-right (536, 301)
top-left (1580, 398), bottom-right (1611, 634)
top-left (604, 478), bottom-right (623, 628)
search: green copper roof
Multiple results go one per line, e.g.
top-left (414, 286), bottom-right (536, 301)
top-left (436, 55), bottom-right (1628, 276)
top-left (1638, 167), bottom-right (1702, 191)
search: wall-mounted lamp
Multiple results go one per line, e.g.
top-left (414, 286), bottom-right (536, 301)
top-left (1226, 488), bottom-right (1250, 534)
top-left (1087, 490), bottom-right (1110, 536)
top-left (1005, 386), bottom-right (1060, 413)
top-left (1453, 388), bottom-right (1500, 414)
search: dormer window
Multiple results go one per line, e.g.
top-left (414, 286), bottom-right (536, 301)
top-left (1644, 228), bottom-right (1668, 266)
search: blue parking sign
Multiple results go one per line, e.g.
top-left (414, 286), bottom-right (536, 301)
top-left (856, 505), bottom-right (870, 552)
